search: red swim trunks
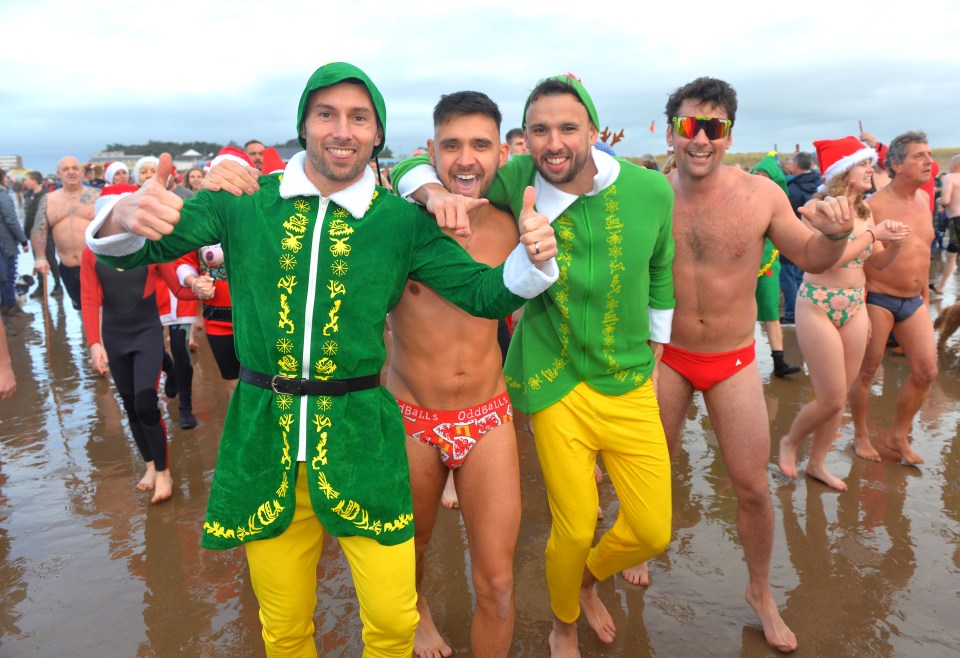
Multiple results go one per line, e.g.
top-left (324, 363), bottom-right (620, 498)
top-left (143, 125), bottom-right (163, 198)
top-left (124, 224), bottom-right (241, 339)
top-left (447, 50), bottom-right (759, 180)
top-left (661, 341), bottom-right (756, 392)
top-left (397, 392), bottom-right (513, 470)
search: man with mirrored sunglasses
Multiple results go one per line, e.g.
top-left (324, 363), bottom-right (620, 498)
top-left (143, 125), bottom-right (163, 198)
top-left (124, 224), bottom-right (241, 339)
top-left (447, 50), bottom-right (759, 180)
top-left (655, 76), bottom-right (852, 654)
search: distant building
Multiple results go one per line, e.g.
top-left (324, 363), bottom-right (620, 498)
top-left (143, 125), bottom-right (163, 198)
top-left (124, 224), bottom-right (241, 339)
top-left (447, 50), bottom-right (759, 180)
top-left (0, 155), bottom-right (23, 170)
top-left (89, 151), bottom-right (143, 169)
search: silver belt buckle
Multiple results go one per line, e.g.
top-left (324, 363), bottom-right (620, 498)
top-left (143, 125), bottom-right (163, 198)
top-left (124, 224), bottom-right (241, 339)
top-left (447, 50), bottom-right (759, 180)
top-left (271, 374), bottom-right (294, 394)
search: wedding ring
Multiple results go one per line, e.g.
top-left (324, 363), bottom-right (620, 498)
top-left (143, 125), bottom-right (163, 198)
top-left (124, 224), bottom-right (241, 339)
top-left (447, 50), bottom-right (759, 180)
top-left (534, 242), bottom-right (540, 255)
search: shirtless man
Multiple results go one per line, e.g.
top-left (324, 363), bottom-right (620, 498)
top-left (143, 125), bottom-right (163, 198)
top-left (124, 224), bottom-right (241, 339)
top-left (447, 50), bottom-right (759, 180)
top-left (932, 155), bottom-right (960, 294)
top-left (32, 156), bottom-right (100, 310)
top-left (387, 91), bottom-right (520, 658)
top-left (657, 78), bottom-right (851, 653)
top-left (850, 131), bottom-right (938, 465)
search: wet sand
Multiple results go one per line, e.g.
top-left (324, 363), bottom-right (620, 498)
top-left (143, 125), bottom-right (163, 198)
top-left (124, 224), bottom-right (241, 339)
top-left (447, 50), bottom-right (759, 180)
top-left (1, 254), bottom-right (959, 657)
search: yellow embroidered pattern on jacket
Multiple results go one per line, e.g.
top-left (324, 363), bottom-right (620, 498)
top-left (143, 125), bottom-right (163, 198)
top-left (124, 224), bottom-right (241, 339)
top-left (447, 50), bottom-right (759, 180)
top-left (505, 212), bottom-right (575, 396)
top-left (204, 198), bottom-right (318, 543)
top-left (600, 185), bottom-right (634, 384)
top-left (308, 199), bottom-right (412, 536)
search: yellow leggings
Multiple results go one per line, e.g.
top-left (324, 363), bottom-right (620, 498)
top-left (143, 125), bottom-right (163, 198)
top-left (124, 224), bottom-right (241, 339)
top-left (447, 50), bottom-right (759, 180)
top-left (532, 381), bottom-right (672, 623)
top-left (244, 464), bottom-right (418, 657)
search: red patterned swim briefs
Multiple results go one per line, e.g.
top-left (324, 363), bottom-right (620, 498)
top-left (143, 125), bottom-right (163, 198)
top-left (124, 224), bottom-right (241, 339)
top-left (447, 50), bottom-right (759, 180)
top-left (397, 392), bottom-right (513, 470)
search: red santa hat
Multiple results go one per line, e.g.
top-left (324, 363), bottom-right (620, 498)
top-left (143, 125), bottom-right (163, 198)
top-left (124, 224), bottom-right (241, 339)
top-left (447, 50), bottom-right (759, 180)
top-left (104, 161), bottom-right (128, 184)
top-left (94, 183), bottom-right (140, 213)
top-left (813, 136), bottom-right (877, 184)
top-left (208, 146), bottom-right (254, 170)
top-left (260, 147), bottom-right (286, 175)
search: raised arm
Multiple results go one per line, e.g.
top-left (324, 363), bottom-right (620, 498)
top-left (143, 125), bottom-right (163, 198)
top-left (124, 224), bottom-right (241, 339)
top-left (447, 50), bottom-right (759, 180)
top-left (95, 153), bottom-right (184, 240)
top-left (768, 185), bottom-right (851, 273)
top-left (87, 154), bottom-right (224, 271)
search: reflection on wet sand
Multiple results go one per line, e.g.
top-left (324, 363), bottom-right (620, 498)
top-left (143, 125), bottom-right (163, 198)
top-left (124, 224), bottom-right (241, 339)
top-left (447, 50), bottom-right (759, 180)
top-left (0, 268), bottom-right (959, 656)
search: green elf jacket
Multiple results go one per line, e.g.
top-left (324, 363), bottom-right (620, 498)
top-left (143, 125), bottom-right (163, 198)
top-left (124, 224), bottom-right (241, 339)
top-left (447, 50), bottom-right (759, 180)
top-left (392, 148), bottom-right (675, 414)
top-left (87, 153), bottom-right (557, 548)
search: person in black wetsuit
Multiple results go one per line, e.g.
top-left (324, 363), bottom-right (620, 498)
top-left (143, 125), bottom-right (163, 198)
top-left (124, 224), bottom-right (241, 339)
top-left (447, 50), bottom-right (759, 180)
top-left (81, 184), bottom-right (195, 503)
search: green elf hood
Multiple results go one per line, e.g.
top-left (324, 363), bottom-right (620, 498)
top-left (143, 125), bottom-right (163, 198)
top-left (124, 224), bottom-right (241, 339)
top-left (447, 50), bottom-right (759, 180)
top-left (296, 62), bottom-right (387, 158)
top-left (751, 153), bottom-right (789, 196)
top-left (522, 73), bottom-right (600, 133)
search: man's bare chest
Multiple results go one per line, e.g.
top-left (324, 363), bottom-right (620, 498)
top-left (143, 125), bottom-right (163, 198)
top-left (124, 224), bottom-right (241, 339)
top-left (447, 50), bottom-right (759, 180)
top-left (48, 192), bottom-right (96, 227)
top-left (673, 203), bottom-right (764, 266)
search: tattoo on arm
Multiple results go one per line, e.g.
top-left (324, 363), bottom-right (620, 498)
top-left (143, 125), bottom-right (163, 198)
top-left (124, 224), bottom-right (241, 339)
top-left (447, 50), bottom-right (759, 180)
top-left (31, 195), bottom-right (48, 256)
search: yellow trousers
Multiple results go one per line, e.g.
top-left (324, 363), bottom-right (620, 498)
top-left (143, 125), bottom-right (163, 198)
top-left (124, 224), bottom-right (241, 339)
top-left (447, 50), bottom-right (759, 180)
top-left (532, 381), bottom-right (672, 623)
top-left (244, 464), bottom-right (418, 657)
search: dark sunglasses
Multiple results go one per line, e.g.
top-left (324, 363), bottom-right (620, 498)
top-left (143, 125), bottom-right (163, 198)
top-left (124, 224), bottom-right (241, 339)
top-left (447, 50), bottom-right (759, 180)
top-left (671, 116), bottom-right (733, 140)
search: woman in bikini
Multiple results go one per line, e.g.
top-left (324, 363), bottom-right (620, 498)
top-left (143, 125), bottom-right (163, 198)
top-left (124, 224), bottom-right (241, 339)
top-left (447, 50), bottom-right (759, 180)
top-left (778, 136), bottom-right (909, 490)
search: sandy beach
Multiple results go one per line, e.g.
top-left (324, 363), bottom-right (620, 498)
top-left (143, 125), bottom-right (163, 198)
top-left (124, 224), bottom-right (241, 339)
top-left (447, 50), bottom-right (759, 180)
top-left (1, 255), bottom-right (958, 657)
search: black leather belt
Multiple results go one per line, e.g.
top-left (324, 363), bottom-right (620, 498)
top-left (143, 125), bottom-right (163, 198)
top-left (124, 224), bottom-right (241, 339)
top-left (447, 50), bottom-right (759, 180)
top-left (203, 305), bottom-right (233, 322)
top-left (239, 366), bottom-right (380, 396)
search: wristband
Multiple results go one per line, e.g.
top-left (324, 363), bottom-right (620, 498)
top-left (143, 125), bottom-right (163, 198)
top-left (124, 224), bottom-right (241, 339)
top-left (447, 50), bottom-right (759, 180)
top-left (824, 228), bottom-right (854, 241)
top-left (865, 228), bottom-right (876, 243)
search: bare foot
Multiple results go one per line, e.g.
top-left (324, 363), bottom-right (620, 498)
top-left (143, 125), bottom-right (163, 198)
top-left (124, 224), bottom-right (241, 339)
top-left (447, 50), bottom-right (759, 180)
top-left (853, 434), bottom-right (882, 462)
top-left (440, 472), bottom-right (459, 510)
top-left (414, 595), bottom-right (452, 658)
top-left (593, 464), bottom-right (603, 484)
top-left (888, 435), bottom-right (924, 465)
top-left (137, 463), bottom-right (157, 491)
top-left (579, 583), bottom-right (615, 644)
top-left (621, 562), bottom-right (650, 586)
top-left (777, 435), bottom-right (800, 479)
top-left (151, 470), bottom-right (173, 504)
top-left (547, 618), bottom-right (580, 658)
top-left (805, 464), bottom-right (847, 492)
top-left (597, 505), bottom-right (604, 521)
top-left (745, 587), bottom-right (797, 653)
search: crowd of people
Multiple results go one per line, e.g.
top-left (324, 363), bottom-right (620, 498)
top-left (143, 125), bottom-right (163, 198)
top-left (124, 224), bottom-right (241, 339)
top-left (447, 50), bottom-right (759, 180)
top-left (1, 61), bottom-right (957, 657)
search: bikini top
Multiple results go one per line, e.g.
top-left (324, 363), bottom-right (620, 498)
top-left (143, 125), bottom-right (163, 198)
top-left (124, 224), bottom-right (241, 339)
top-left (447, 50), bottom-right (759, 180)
top-left (841, 230), bottom-right (873, 269)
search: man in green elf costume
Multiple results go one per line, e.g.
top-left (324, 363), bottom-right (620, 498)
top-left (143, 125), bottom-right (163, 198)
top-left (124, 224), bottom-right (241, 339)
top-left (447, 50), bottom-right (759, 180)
top-left (85, 62), bottom-right (558, 658)
top-left (393, 74), bottom-right (676, 657)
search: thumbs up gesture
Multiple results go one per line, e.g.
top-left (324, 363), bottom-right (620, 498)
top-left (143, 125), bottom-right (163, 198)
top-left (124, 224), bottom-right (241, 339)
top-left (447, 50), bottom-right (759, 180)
top-left (518, 186), bottom-right (556, 263)
top-left (103, 153), bottom-right (184, 240)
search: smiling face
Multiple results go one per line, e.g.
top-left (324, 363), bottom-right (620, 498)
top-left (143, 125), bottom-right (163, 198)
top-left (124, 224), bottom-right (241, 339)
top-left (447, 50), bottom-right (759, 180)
top-left (845, 159), bottom-right (874, 194)
top-left (428, 113), bottom-right (507, 199)
top-left (112, 168), bottom-right (129, 185)
top-left (300, 81), bottom-right (382, 195)
top-left (187, 169), bottom-right (204, 190)
top-left (524, 92), bottom-right (598, 193)
top-left (666, 99), bottom-right (733, 181)
top-left (138, 162), bottom-right (157, 184)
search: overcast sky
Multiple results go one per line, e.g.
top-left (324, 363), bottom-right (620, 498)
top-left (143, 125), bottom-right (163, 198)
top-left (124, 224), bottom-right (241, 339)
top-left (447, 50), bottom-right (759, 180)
top-left (3, 0), bottom-right (958, 174)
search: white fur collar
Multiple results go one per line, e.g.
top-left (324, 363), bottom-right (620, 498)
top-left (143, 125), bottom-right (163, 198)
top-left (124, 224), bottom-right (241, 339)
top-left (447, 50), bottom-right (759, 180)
top-left (278, 151), bottom-right (377, 219)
